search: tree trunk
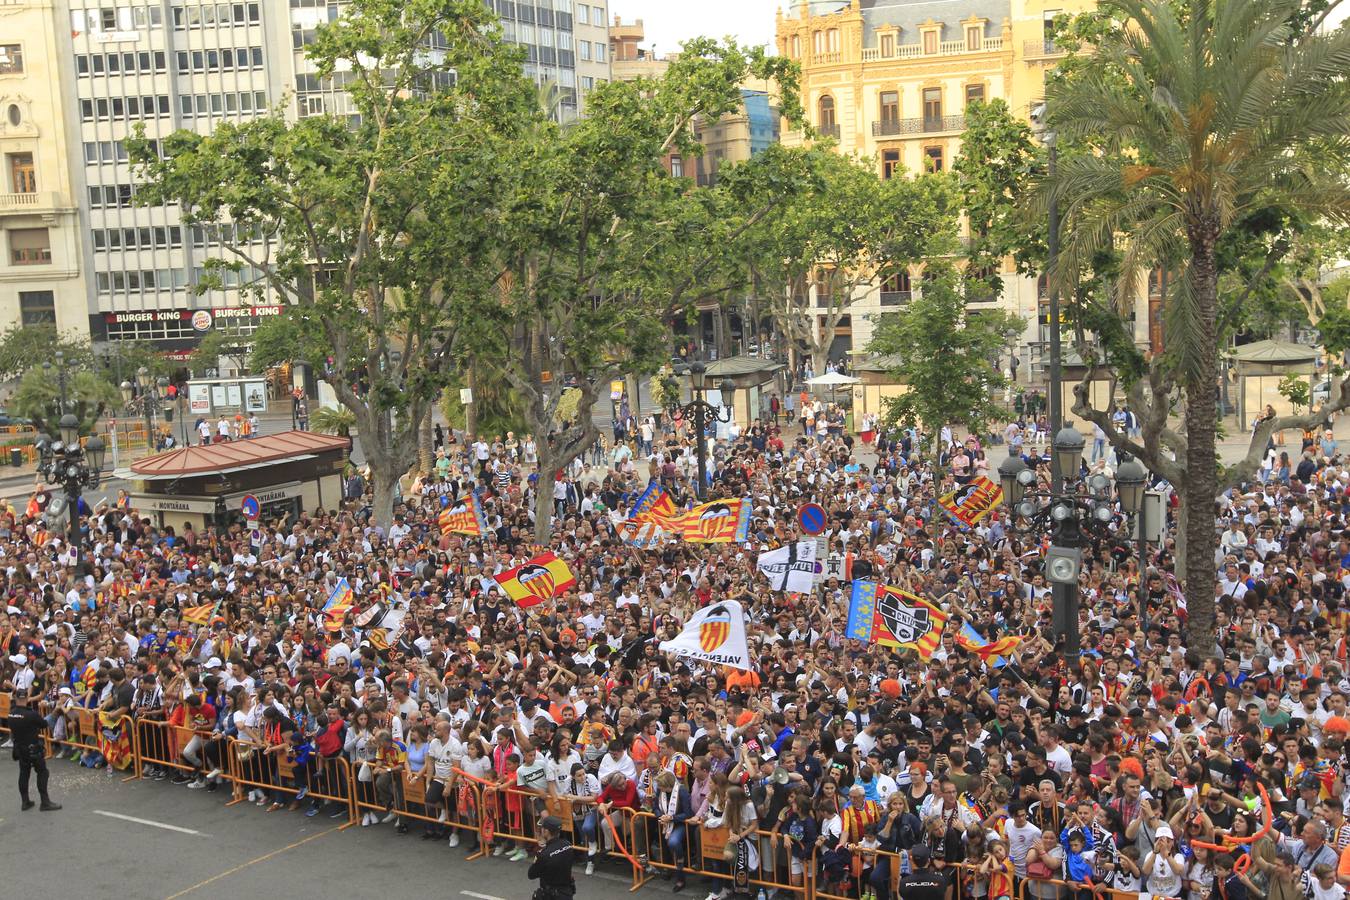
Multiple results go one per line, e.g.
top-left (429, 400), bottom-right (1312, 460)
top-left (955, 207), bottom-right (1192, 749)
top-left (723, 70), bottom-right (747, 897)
top-left (368, 457), bottom-right (401, 531)
top-left (533, 449), bottom-right (557, 545)
top-left (465, 363), bottom-right (478, 444)
top-left (418, 405), bottom-right (433, 474)
top-left (811, 345), bottom-right (828, 379)
top-left (1182, 232), bottom-right (1221, 656)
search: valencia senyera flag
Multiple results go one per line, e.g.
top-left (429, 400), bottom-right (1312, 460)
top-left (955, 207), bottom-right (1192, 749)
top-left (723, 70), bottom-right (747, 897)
top-left (439, 493), bottom-right (488, 537)
top-left (493, 551), bottom-right (576, 607)
top-left (675, 498), bottom-right (751, 544)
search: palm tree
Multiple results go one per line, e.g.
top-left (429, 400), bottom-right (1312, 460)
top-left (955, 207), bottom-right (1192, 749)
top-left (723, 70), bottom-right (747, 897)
top-left (1044, 0), bottom-right (1350, 651)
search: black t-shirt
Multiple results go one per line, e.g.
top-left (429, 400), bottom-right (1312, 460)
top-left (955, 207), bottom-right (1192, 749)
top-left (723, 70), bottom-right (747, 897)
top-left (900, 869), bottom-right (948, 900)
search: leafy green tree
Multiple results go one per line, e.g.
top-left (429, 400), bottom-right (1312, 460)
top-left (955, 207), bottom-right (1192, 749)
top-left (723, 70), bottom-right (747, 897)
top-left (11, 369), bottom-right (119, 435)
top-left (869, 265), bottom-right (1023, 448)
top-left (131, 0), bottom-right (534, 527)
top-left (189, 320), bottom-right (254, 377)
top-left (1045, 0), bottom-right (1350, 650)
top-left (468, 39), bottom-right (806, 542)
top-left (953, 99), bottom-right (1045, 303)
top-left (0, 326), bottom-right (94, 382)
top-left (752, 150), bottom-right (953, 377)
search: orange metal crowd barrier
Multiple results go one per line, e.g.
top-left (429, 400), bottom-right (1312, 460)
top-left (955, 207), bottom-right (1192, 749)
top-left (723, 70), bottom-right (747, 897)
top-left (223, 736), bottom-right (358, 827)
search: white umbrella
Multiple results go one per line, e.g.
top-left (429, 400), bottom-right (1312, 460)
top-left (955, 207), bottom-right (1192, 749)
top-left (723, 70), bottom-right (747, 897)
top-left (806, 371), bottom-right (860, 407)
top-left (805, 371), bottom-right (860, 386)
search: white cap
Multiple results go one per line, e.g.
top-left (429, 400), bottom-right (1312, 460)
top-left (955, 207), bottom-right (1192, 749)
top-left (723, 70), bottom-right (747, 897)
top-left (204, 657), bottom-right (223, 669)
top-left (58, 686), bottom-right (73, 696)
top-left (9, 653), bottom-right (26, 665)
top-left (1155, 824), bottom-right (1174, 840)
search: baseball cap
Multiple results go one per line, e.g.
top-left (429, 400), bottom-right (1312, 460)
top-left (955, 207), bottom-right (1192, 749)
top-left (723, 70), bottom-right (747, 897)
top-left (910, 845), bottom-right (931, 865)
top-left (205, 657), bottom-right (223, 670)
top-left (538, 815), bottom-right (563, 832)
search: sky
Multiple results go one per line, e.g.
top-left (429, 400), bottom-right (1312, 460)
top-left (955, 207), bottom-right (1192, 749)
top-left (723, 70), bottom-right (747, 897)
top-left (609, 0), bottom-right (786, 56)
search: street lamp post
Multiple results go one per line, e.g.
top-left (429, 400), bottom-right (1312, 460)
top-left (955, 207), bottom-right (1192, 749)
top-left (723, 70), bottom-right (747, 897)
top-left (35, 414), bottom-right (105, 575)
top-left (42, 350), bottom-right (70, 413)
top-left (998, 431), bottom-right (1148, 657)
top-left (1030, 103), bottom-right (1064, 486)
top-left (123, 368), bottom-right (164, 451)
top-left (666, 361), bottom-right (735, 500)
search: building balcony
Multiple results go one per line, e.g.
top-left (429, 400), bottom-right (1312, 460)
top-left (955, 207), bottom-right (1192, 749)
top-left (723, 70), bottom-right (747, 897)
top-left (817, 123), bottom-right (841, 139)
top-left (861, 36), bottom-right (1003, 62)
top-left (813, 51), bottom-right (841, 64)
top-left (872, 114), bottom-right (965, 137)
top-left (1023, 39), bottom-right (1065, 59)
top-left (879, 290), bottom-right (911, 306)
top-left (0, 191), bottom-right (70, 214)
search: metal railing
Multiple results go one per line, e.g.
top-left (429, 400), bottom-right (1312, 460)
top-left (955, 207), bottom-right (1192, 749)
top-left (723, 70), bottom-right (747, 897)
top-left (817, 123), bottom-right (841, 139)
top-left (873, 114), bottom-right (965, 136)
top-left (1024, 38), bottom-right (1065, 57)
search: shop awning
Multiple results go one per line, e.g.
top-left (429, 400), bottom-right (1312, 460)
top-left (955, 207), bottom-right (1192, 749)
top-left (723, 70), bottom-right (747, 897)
top-left (130, 430), bottom-right (349, 477)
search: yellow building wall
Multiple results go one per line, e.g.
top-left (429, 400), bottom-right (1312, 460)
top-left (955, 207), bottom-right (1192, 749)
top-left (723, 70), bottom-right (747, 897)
top-left (0, 0), bottom-right (87, 338)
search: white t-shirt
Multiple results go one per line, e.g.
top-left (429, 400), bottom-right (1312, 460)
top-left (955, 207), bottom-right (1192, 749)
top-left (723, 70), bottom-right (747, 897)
top-left (1146, 852), bottom-right (1184, 898)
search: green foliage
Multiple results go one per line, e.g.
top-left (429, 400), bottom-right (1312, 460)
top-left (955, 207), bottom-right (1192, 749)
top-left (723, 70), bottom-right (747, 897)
top-left (439, 372), bottom-right (525, 439)
top-left (1277, 373), bottom-right (1311, 411)
top-left (0, 327), bottom-right (94, 382)
top-left (649, 370), bottom-right (682, 410)
top-left (1318, 302), bottom-right (1350, 362)
top-left (553, 388), bottom-right (582, 426)
top-left (953, 99), bottom-right (1045, 301)
top-left (747, 148), bottom-right (956, 364)
top-left (128, 0), bottom-right (539, 524)
top-left (189, 322), bottom-right (254, 377)
top-left (12, 369), bottom-right (119, 435)
top-left (307, 405), bottom-right (356, 437)
top-left (869, 265), bottom-right (1024, 440)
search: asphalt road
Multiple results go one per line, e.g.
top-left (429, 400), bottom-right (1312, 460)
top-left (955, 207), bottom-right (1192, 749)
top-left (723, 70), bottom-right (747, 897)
top-left (0, 756), bottom-right (641, 900)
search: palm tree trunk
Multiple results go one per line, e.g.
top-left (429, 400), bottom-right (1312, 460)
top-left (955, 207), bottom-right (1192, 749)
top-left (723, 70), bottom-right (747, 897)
top-left (1182, 229), bottom-right (1221, 655)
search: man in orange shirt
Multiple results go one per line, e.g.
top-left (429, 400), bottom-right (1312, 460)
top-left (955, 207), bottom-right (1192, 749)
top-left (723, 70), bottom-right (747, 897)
top-left (629, 715), bottom-right (660, 767)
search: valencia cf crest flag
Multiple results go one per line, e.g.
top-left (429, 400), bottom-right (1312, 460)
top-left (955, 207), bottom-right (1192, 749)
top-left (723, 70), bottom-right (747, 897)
top-left (675, 498), bottom-right (751, 544)
top-left (493, 551), bottom-right (576, 608)
top-left (658, 598), bottom-right (752, 670)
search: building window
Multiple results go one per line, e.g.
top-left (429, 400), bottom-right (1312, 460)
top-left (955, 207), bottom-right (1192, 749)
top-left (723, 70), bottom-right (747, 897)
top-left (0, 44), bottom-right (21, 74)
top-left (966, 25), bottom-right (981, 50)
top-left (1044, 10), bottom-right (1060, 53)
top-left (670, 156), bottom-right (682, 178)
top-left (880, 33), bottom-right (894, 57)
top-left (818, 95), bottom-right (835, 129)
top-left (924, 145), bottom-right (944, 172)
top-left (579, 39), bottom-right (589, 60)
top-left (18, 290), bottom-right (54, 325)
top-left (827, 29), bottom-right (839, 53)
top-left (880, 271), bottom-right (912, 304)
top-left (881, 149), bottom-right (901, 179)
top-left (593, 41), bottom-right (604, 61)
top-left (879, 90), bottom-right (899, 130)
top-left (923, 30), bottom-right (938, 54)
top-left (922, 88), bottom-right (942, 126)
top-left (792, 35), bottom-right (801, 58)
top-left (10, 227), bottom-right (51, 265)
top-left (8, 153), bottom-right (34, 194)
top-left (575, 3), bottom-right (587, 25)
top-left (965, 83), bottom-right (985, 106)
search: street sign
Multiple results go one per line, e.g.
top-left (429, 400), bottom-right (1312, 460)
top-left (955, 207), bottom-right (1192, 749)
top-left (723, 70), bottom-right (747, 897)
top-left (240, 494), bottom-right (260, 520)
top-left (798, 502), bottom-right (826, 536)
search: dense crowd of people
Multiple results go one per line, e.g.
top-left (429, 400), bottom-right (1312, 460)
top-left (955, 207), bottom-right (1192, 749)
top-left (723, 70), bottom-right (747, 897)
top-left (5, 393), bottom-right (1350, 900)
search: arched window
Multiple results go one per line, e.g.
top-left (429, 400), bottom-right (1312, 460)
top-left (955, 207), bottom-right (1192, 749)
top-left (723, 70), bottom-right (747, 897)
top-left (818, 95), bottom-right (835, 129)
top-left (813, 30), bottom-right (824, 56)
top-left (792, 35), bottom-right (801, 58)
top-left (827, 29), bottom-right (840, 52)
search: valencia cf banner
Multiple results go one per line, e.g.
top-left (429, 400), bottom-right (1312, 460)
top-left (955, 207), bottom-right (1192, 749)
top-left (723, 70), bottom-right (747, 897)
top-left (321, 577), bottom-right (356, 632)
top-left (493, 551), bottom-right (577, 607)
top-left (658, 598), bottom-right (753, 670)
top-left (439, 493), bottom-right (488, 537)
top-left (846, 581), bottom-right (949, 661)
top-left (937, 475), bottom-right (1003, 530)
top-left (674, 498), bottom-right (751, 544)
top-left (629, 482), bottom-right (679, 524)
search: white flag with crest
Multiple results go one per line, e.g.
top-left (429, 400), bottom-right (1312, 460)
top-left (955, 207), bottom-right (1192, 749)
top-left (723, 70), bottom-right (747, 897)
top-left (658, 598), bottom-right (753, 671)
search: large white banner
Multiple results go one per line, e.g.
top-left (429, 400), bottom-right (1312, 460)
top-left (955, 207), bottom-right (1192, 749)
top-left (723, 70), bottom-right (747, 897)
top-left (757, 541), bottom-right (818, 593)
top-left (658, 599), bottom-right (752, 671)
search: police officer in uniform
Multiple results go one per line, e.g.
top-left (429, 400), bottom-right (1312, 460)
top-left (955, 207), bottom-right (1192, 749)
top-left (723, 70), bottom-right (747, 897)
top-left (528, 815), bottom-right (576, 899)
top-left (7, 690), bottom-right (61, 811)
top-left (899, 845), bottom-right (949, 900)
